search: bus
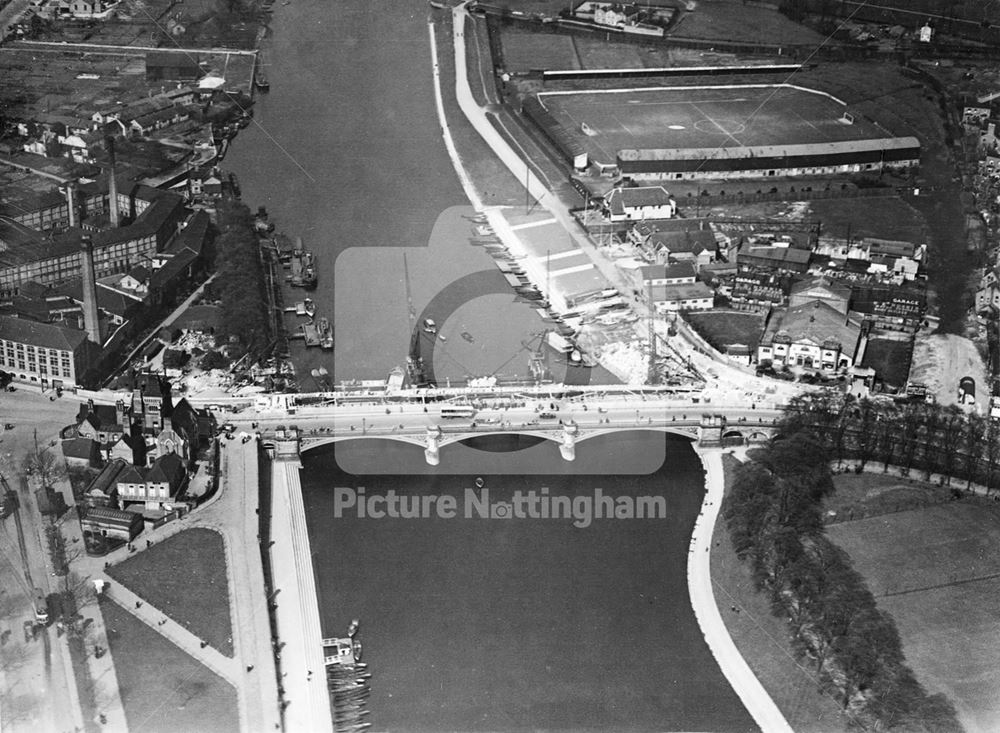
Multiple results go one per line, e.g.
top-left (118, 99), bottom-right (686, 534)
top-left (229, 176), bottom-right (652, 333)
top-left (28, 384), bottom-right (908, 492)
top-left (440, 405), bottom-right (476, 420)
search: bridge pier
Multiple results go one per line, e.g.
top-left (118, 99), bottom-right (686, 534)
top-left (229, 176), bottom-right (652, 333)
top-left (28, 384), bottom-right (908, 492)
top-left (425, 426), bottom-right (442, 466)
top-left (698, 414), bottom-right (725, 447)
top-left (559, 423), bottom-right (578, 461)
top-left (273, 425), bottom-right (302, 467)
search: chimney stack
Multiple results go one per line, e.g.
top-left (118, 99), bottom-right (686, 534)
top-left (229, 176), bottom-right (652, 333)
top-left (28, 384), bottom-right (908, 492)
top-left (106, 136), bottom-right (120, 227)
top-left (64, 180), bottom-right (78, 228)
top-left (80, 234), bottom-right (102, 345)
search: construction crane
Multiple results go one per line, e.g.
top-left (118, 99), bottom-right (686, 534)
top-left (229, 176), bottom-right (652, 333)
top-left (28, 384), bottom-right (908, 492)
top-left (402, 252), bottom-right (429, 386)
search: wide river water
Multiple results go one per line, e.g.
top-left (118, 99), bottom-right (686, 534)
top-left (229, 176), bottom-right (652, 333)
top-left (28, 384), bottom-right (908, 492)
top-left (227, 1), bottom-right (754, 729)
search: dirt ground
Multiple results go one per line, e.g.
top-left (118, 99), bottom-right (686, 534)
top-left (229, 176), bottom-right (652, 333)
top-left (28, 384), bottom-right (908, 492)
top-left (908, 333), bottom-right (990, 412)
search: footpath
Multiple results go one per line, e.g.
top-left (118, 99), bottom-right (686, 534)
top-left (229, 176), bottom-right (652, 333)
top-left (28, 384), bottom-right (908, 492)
top-left (690, 448), bottom-right (794, 733)
top-left (68, 437), bottom-right (280, 732)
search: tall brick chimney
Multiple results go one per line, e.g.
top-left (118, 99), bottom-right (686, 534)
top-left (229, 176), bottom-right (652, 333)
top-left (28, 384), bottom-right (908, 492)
top-left (80, 234), bottom-right (102, 345)
top-left (64, 180), bottom-right (77, 228)
top-left (106, 136), bottom-right (120, 227)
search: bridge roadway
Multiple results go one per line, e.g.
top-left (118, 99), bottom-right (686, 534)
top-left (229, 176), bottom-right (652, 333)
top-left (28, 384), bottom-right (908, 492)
top-left (237, 395), bottom-right (783, 454)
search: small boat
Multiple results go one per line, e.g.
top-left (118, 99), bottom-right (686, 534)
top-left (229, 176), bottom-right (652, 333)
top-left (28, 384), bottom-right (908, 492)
top-left (439, 333), bottom-right (447, 342)
top-left (423, 318), bottom-right (437, 334)
top-left (428, 0), bottom-right (446, 8)
top-left (318, 317), bottom-right (334, 350)
top-left (295, 299), bottom-right (316, 318)
top-left (461, 331), bottom-right (474, 343)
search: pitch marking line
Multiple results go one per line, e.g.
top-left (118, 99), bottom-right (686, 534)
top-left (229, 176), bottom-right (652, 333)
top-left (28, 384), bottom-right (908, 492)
top-left (690, 102), bottom-right (745, 147)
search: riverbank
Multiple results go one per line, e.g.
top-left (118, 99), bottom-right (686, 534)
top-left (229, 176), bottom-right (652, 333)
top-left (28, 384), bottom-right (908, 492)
top-left (709, 452), bottom-right (847, 732)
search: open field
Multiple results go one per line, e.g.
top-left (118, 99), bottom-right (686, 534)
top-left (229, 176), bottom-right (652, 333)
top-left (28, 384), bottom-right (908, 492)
top-left (672, 0), bottom-right (826, 45)
top-left (538, 84), bottom-right (892, 165)
top-left (712, 454), bottom-right (846, 732)
top-left (684, 310), bottom-right (765, 352)
top-left (106, 528), bottom-right (234, 656)
top-left (807, 196), bottom-right (928, 244)
top-left (827, 499), bottom-right (1000, 733)
top-left (100, 598), bottom-right (239, 733)
top-left (823, 471), bottom-right (958, 522)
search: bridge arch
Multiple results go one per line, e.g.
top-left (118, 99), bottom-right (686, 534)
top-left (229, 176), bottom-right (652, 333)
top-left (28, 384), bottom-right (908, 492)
top-left (298, 425), bottom-right (702, 456)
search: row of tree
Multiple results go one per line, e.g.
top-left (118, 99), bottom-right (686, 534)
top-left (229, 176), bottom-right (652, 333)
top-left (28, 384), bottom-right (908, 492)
top-left (780, 391), bottom-right (1000, 490)
top-left (212, 200), bottom-right (272, 358)
top-left (723, 433), bottom-right (963, 732)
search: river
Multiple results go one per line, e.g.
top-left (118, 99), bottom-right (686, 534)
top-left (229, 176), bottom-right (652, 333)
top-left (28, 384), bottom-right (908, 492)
top-left (302, 432), bottom-right (756, 732)
top-left (228, 1), bottom-right (755, 729)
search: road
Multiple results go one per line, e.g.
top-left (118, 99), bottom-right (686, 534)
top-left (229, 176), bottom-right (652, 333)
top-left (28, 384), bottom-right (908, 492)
top-left (239, 394), bottom-right (782, 444)
top-left (0, 391), bottom-right (84, 733)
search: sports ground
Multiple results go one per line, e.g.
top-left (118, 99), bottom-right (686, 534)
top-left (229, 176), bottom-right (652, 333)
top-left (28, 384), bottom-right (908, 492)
top-left (538, 85), bottom-right (891, 166)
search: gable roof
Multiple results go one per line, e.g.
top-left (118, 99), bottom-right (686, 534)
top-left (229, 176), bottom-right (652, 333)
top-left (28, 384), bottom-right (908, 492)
top-left (147, 452), bottom-right (185, 486)
top-left (770, 299), bottom-right (861, 351)
top-left (0, 315), bottom-right (89, 351)
top-left (605, 186), bottom-right (673, 215)
top-left (62, 436), bottom-right (99, 460)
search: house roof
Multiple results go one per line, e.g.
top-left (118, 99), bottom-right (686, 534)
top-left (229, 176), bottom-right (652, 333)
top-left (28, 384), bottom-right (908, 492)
top-left (0, 315), bottom-right (89, 351)
top-left (648, 228), bottom-right (716, 254)
top-left (663, 261), bottom-right (697, 279)
top-left (649, 281), bottom-right (714, 302)
top-left (605, 186), bottom-right (673, 215)
top-left (77, 402), bottom-right (122, 431)
top-left (147, 452), bottom-right (185, 487)
top-left (789, 275), bottom-right (851, 301)
top-left (87, 458), bottom-right (129, 496)
top-left (766, 299), bottom-right (861, 351)
top-left (61, 436), bottom-right (98, 460)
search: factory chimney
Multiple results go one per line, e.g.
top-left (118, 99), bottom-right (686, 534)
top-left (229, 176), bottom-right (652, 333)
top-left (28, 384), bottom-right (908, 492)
top-left (105, 136), bottom-right (120, 227)
top-left (64, 180), bottom-right (78, 228)
top-left (80, 234), bottom-right (102, 345)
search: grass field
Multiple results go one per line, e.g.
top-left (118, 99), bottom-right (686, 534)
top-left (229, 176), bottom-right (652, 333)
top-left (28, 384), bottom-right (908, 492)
top-left (672, 0), bottom-right (826, 45)
top-left (826, 495), bottom-right (1000, 733)
top-left (807, 196), bottom-right (928, 244)
top-left (712, 454), bottom-right (846, 732)
top-left (107, 528), bottom-right (234, 657)
top-left (539, 85), bottom-right (889, 165)
top-left (100, 598), bottom-right (239, 733)
top-left (684, 310), bottom-right (765, 352)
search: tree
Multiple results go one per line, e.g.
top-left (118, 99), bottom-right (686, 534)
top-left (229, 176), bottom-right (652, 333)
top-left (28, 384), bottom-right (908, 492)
top-left (200, 350), bottom-right (230, 371)
top-left (162, 349), bottom-right (190, 369)
top-left (21, 441), bottom-right (65, 490)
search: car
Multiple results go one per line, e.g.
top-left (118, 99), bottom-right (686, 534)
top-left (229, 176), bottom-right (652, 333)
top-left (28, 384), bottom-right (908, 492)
top-left (3, 424), bottom-right (13, 430)
top-left (539, 412), bottom-right (557, 420)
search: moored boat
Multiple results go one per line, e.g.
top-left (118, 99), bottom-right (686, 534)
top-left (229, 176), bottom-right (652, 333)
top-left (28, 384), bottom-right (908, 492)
top-left (318, 317), bottom-right (334, 350)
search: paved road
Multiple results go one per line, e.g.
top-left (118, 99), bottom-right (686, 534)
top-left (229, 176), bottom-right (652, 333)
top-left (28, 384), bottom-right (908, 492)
top-left (0, 391), bottom-right (84, 733)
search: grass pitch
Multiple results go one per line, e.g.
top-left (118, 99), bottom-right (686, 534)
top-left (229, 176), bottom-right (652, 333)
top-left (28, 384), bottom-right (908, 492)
top-left (539, 85), bottom-right (891, 166)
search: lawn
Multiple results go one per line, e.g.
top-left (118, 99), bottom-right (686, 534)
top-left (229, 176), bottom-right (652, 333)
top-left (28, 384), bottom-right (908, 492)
top-left (807, 195), bottom-right (928, 244)
top-left (671, 0), bottom-right (826, 45)
top-left (860, 337), bottom-right (915, 390)
top-left (684, 310), bottom-right (765, 352)
top-left (826, 498), bottom-right (1000, 733)
top-left (107, 528), bottom-right (234, 656)
top-left (100, 598), bottom-right (239, 733)
top-left (500, 28), bottom-right (580, 72)
top-left (711, 454), bottom-right (846, 732)
top-left (823, 471), bottom-right (956, 523)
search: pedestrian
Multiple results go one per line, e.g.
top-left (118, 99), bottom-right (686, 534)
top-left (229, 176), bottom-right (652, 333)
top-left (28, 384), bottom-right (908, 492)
top-left (135, 601), bottom-right (142, 609)
top-left (247, 665), bottom-right (254, 672)
top-left (146, 539), bottom-right (152, 548)
top-left (200, 640), bottom-right (208, 648)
